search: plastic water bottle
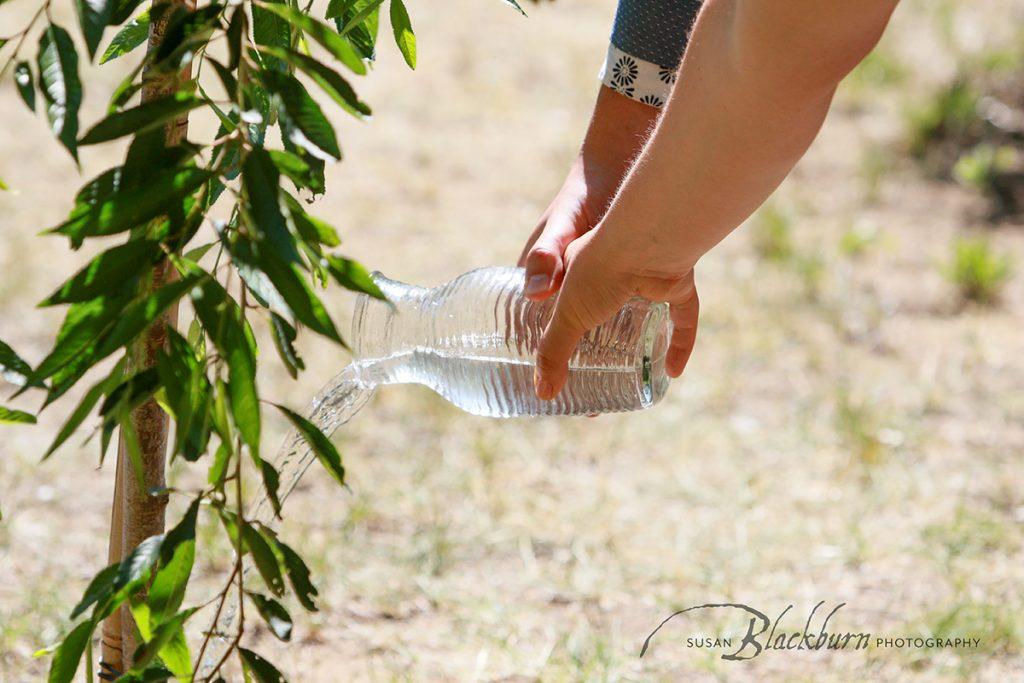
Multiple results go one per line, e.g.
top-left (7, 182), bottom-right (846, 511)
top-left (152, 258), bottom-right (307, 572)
top-left (351, 266), bottom-right (673, 416)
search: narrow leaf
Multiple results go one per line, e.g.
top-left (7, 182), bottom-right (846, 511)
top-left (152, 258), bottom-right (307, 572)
top-left (0, 406), bottom-right (36, 424)
top-left (254, 1), bottom-right (367, 75)
top-left (37, 23), bottom-right (83, 159)
top-left (99, 10), bottom-right (149, 64)
top-left (324, 255), bottom-right (386, 300)
top-left (269, 313), bottom-right (304, 379)
top-left (238, 648), bottom-right (286, 683)
top-left (41, 239), bottom-right (160, 305)
top-left (389, 0), bottom-right (415, 69)
top-left (79, 91), bottom-right (201, 145)
top-left (76, 0), bottom-right (113, 59)
top-left (190, 278), bottom-right (260, 455)
top-left (257, 46), bottom-right (370, 118)
top-left (260, 70), bottom-right (341, 161)
top-left (51, 166), bottom-right (213, 247)
top-left (273, 403), bottom-right (345, 487)
top-left (242, 524), bottom-right (285, 596)
top-left (14, 62), bottom-right (35, 111)
top-left (0, 338), bottom-right (36, 387)
top-left (247, 592), bottom-right (293, 641)
top-left (146, 499), bottom-right (199, 622)
top-left (279, 540), bottom-right (318, 611)
top-left (47, 620), bottom-right (93, 683)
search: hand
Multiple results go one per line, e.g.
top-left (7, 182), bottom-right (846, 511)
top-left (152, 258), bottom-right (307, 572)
top-left (532, 228), bottom-right (699, 400)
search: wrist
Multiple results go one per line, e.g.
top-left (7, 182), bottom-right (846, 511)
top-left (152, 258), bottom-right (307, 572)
top-left (577, 86), bottom-right (660, 193)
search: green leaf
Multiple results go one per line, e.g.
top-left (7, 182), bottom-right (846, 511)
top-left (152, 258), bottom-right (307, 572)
top-left (69, 562), bottom-right (119, 619)
top-left (242, 523), bottom-right (285, 596)
top-left (51, 165), bottom-right (213, 247)
top-left (278, 540), bottom-right (318, 611)
top-left (190, 278), bottom-right (260, 456)
top-left (260, 70), bottom-right (341, 162)
top-left (44, 359), bottom-right (124, 459)
top-left (259, 457), bottom-right (282, 518)
top-left (255, 248), bottom-right (342, 342)
top-left (157, 330), bottom-right (213, 461)
top-left (155, 624), bottom-right (192, 679)
top-left (281, 195), bottom-right (340, 247)
top-left (253, 0), bottom-right (292, 73)
top-left (0, 406), bottom-right (36, 424)
top-left (273, 403), bottom-right (345, 487)
top-left (127, 607), bottom-right (196, 674)
top-left (91, 271), bottom-right (204, 362)
top-left (40, 239), bottom-right (160, 306)
top-left (81, 534), bottom-right (163, 623)
top-left (47, 620), bottom-right (93, 683)
top-left (268, 149), bottom-right (326, 195)
top-left (324, 255), bottom-right (386, 300)
top-left (0, 338), bottom-right (36, 387)
top-left (80, 91), bottom-right (201, 145)
top-left (247, 592), bottom-right (293, 641)
top-left (269, 313), bottom-right (304, 379)
top-left (389, 0), bottom-right (415, 69)
top-left (326, 0), bottom-right (380, 60)
top-left (110, 0), bottom-right (147, 26)
top-left (253, 1), bottom-right (367, 75)
top-left (14, 61), bottom-right (35, 111)
top-left (146, 498), bottom-right (199, 622)
top-left (241, 148), bottom-right (301, 264)
top-left (499, 0), bottom-right (527, 16)
top-left (257, 46), bottom-right (371, 119)
top-left (100, 10), bottom-right (149, 64)
top-left (226, 6), bottom-right (245, 69)
top-left (37, 23), bottom-right (83, 160)
top-left (153, 4), bottom-right (224, 69)
top-left (238, 648), bottom-right (286, 683)
top-left (32, 294), bottom-right (130, 383)
top-left (76, 0), bottom-right (113, 59)
top-left (333, 0), bottom-right (385, 38)
top-left (208, 441), bottom-right (231, 486)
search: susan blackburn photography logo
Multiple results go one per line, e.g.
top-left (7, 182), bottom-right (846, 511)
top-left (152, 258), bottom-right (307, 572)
top-left (640, 601), bottom-right (982, 661)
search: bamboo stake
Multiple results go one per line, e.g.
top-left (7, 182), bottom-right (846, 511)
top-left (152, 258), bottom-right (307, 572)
top-left (100, 0), bottom-right (197, 673)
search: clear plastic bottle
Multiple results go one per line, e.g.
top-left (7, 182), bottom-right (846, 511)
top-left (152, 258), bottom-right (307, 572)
top-left (351, 266), bottom-right (673, 416)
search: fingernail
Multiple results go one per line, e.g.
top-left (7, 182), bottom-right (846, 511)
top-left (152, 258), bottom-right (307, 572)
top-left (534, 370), bottom-right (552, 400)
top-left (525, 273), bottom-right (551, 297)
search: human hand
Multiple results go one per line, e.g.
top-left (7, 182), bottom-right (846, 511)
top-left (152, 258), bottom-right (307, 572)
top-left (531, 227), bottom-right (699, 400)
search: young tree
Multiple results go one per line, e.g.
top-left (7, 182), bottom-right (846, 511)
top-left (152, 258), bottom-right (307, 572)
top-left (0, 0), bottom-right (526, 679)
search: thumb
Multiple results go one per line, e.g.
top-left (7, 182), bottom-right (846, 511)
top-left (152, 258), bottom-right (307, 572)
top-left (522, 210), bottom-right (584, 301)
top-left (534, 253), bottom-right (629, 400)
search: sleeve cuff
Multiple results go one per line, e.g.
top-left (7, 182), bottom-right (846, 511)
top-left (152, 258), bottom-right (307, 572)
top-left (599, 44), bottom-right (678, 108)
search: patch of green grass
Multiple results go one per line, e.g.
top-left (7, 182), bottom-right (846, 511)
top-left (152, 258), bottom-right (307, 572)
top-left (751, 204), bottom-right (794, 262)
top-left (834, 388), bottom-right (885, 470)
top-left (954, 144), bottom-right (1021, 207)
top-left (943, 236), bottom-right (1014, 305)
top-left (923, 504), bottom-right (1019, 560)
top-left (839, 222), bottom-right (881, 258)
top-left (922, 600), bottom-right (1024, 657)
top-left (904, 79), bottom-right (980, 161)
top-left (859, 145), bottom-right (895, 203)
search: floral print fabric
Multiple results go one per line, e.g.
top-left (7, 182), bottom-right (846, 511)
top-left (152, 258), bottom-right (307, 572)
top-left (600, 44), bottom-right (677, 108)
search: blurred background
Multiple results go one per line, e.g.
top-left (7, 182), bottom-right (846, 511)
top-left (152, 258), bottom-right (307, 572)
top-left (1, 0), bottom-right (1023, 679)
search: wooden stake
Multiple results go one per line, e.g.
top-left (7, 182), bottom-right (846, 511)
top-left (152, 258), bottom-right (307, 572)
top-left (100, 0), bottom-right (196, 673)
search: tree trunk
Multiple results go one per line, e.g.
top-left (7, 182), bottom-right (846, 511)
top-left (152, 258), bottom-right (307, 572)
top-left (100, 0), bottom-right (197, 673)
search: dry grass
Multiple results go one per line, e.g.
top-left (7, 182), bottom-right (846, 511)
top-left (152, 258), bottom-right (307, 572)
top-left (1, 0), bottom-right (1023, 680)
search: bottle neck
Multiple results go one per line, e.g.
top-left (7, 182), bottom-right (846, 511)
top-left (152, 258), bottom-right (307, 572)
top-left (351, 273), bottom-right (426, 364)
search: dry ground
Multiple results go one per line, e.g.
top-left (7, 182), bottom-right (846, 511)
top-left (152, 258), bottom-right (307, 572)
top-left (2, 0), bottom-right (1023, 680)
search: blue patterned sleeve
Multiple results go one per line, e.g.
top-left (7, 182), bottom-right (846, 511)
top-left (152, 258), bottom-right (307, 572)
top-left (601, 0), bottom-right (703, 107)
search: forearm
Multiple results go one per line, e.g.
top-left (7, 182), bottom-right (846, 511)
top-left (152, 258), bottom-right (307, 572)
top-left (597, 0), bottom-right (899, 273)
